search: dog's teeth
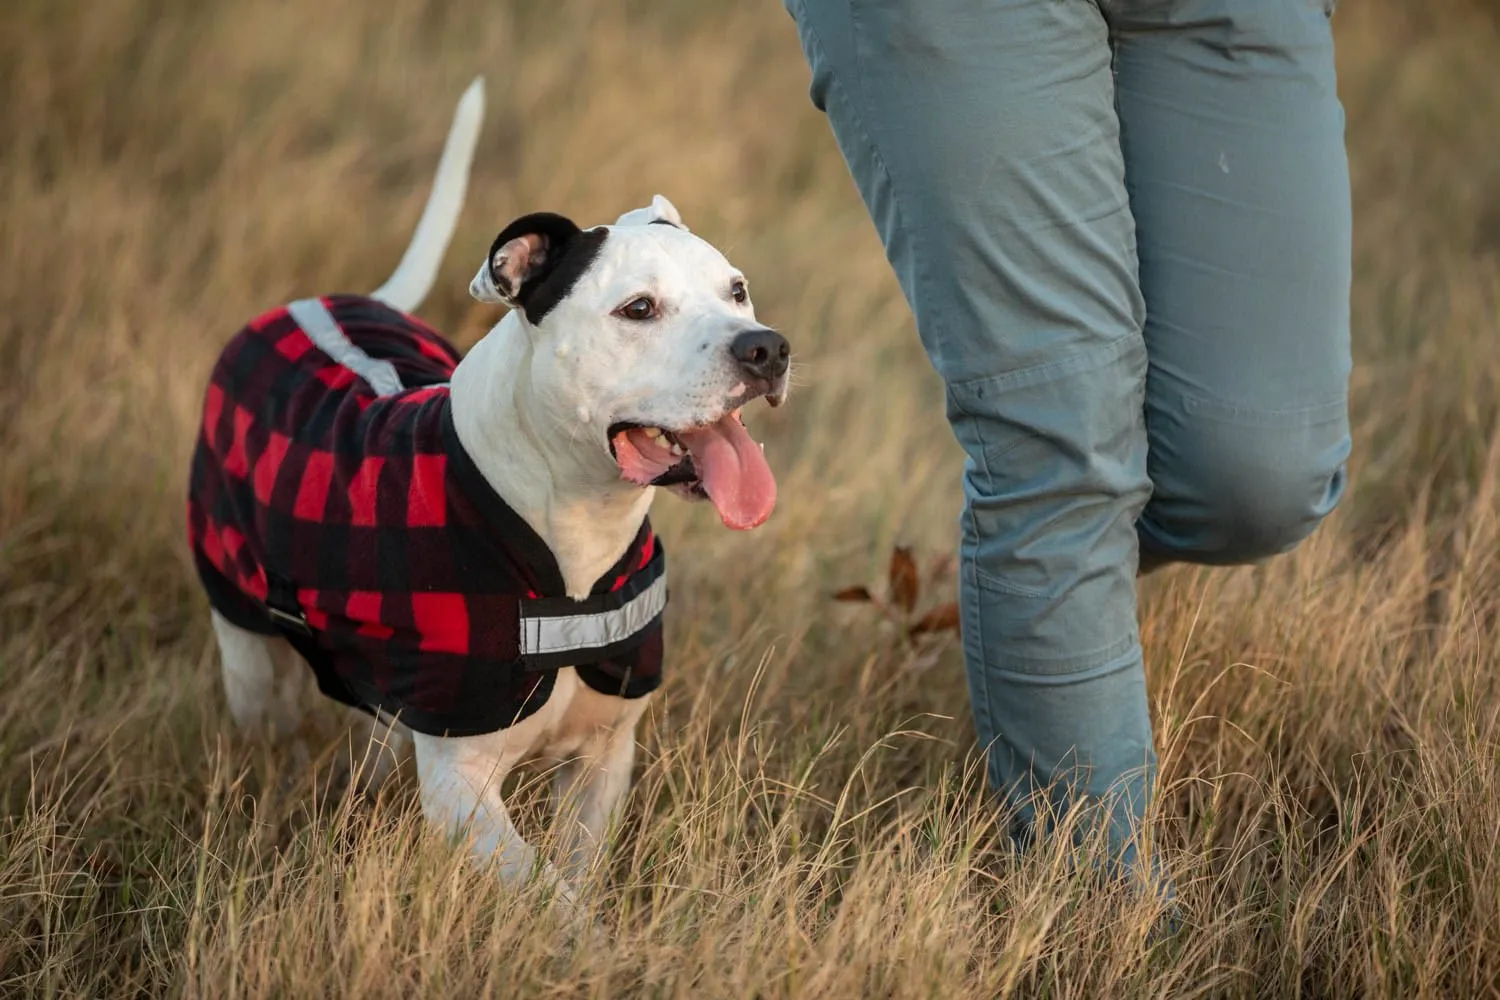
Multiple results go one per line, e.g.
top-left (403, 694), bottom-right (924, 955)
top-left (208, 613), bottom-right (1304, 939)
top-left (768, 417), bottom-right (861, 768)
top-left (646, 428), bottom-right (664, 440)
top-left (670, 442), bottom-right (684, 456)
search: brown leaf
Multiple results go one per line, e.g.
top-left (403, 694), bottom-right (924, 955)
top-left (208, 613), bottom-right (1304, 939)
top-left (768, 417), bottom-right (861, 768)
top-left (888, 546), bottom-right (920, 614)
top-left (832, 585), bottom-right (874, 603)
top-left (928, 552), bottom-right (957, 582)
top-left (908, 602), bottom-right (961, 636)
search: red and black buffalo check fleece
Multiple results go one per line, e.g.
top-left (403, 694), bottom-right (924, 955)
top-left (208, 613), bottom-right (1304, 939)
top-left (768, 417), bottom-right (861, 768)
top-left (187, 295), bottom-right (666, 737)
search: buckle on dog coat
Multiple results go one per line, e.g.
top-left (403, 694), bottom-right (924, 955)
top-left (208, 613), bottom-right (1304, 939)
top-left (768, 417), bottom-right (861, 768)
top-left (265, 575), bottom-right (313, 637)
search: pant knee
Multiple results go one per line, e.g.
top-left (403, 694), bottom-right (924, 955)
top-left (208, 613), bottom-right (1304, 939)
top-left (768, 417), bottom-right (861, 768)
top-left (1140, 405), bottom-right (1350, 564)
top-left (946, 339), bottom-right (1152, 676)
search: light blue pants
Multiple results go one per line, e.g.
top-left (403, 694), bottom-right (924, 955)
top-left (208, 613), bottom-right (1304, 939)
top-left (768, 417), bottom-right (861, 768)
top-left (784, 0), bottom-right (1352, 871)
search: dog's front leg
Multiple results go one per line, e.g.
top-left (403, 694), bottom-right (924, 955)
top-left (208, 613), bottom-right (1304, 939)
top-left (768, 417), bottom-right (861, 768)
top-left (553, 738), bottom-right (637, 882)
top-left (552, 699), bottom-right (648, 882)
top-left (411, 732), bottom-right (576, 907)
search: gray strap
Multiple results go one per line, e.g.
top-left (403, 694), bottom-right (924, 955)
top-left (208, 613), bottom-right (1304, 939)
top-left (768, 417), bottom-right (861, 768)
top-left (519, 574), bottom-right (669, 657)
top-left (287, 298), bottom-right (405, 397)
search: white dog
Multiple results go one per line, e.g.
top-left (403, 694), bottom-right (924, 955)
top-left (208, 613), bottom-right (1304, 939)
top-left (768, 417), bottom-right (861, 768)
top-left (187, 77), bottom-right (788, 906)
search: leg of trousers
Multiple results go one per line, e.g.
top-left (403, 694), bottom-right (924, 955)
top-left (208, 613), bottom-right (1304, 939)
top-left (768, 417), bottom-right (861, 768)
top-left (782, 0), bottom-right (1351, 868)
top-left (1112, 0), bottom-right (1352, 565)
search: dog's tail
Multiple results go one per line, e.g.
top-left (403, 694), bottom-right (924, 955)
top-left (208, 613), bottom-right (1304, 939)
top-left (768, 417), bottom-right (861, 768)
top-left (370, 76), bottom-right (486, 314)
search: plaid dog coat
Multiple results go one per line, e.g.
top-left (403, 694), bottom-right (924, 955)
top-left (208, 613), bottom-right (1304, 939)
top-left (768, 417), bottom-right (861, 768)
top-left (187, 295), bottom-right (667, 737)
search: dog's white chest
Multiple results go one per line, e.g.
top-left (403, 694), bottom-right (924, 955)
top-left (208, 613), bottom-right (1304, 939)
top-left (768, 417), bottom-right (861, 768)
top-left (522, 667), bottom-right (649, 763)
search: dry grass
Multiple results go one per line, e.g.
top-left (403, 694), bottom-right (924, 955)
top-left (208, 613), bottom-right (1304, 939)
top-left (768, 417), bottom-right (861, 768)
top-left (3, 0), bottom-right (1500, 996)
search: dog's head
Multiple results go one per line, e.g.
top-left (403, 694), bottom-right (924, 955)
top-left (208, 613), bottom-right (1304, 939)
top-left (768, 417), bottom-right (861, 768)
top-left (469, 195), bottom-right (789, 531)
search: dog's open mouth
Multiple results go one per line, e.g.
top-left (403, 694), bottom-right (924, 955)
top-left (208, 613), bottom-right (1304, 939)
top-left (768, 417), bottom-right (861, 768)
top-left (608, 412), bottom-right (775, 531)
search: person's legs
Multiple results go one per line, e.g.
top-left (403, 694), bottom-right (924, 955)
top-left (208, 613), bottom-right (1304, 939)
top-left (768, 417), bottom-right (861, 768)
top-left (1108, 0), bottom-right (1353, 566)
top-left (783, 0), bottom-right (1159, 869)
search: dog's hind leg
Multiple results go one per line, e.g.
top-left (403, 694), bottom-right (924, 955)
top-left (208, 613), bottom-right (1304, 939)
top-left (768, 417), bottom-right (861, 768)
top-left (210, 610), bottom-right (305, 741)
top-left (346, 707), bottom-right (412, 795)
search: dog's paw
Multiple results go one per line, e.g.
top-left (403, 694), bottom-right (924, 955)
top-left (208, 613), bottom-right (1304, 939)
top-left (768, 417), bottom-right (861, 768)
top-left (537, 874), bottom-right (606, 950)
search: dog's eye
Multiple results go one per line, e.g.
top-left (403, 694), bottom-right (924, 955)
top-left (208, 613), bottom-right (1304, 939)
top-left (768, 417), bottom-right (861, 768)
top-left (730, 280), bottom-right (749, 304)
top-left (616, 296), bottom-right (657, 321)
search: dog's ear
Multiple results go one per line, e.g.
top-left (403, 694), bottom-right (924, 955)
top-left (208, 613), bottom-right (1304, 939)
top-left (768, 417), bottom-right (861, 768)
top-left (470, 212), bottom-right (608, 325)
top-left (470, 212), bottom-right (578, 306)
top-left (613, 194), bottom-right (688, 232)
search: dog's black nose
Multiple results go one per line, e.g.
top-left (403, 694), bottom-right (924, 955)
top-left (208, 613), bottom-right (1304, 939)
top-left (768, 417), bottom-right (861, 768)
top-left (730, 328), bottom-right (790, 382)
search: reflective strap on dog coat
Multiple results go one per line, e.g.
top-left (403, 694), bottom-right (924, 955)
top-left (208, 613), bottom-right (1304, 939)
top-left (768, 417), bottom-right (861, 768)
top-left (287, 297), bottom-right (406, 397)
top-left (517, 552), bottom-right (668, 670)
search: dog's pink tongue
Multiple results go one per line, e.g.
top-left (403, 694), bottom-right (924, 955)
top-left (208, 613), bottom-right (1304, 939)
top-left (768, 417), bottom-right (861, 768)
top-left (677, 414), bottom-right (776, 530)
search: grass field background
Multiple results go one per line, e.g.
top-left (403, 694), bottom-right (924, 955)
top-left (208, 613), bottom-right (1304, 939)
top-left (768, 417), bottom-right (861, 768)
top-left (3, 0), bottom-right (1500, 995)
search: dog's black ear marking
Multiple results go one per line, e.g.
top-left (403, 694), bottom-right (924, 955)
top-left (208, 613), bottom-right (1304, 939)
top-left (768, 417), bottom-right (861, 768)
top-left (471, 212), bottom-right (608, 326)
top-left (518, 226), bottom-right (608, 326)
